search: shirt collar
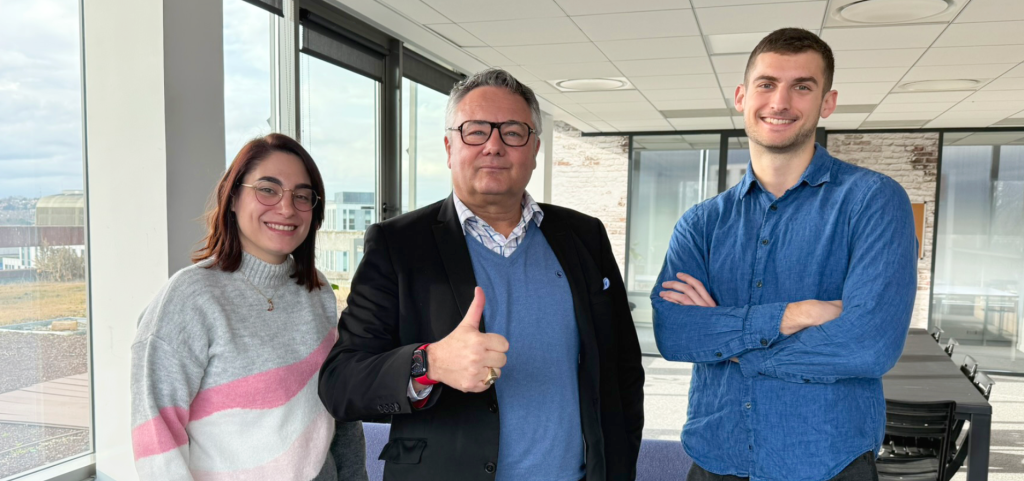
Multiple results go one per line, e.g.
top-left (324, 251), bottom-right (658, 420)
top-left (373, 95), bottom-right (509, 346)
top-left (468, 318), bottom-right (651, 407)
top-left (740, 143), bottom-right (834, 197)
top-left (451, 190), bottom-right (545, 233)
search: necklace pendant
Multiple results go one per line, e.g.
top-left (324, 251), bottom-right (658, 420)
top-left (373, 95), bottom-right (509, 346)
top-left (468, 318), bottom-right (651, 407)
top-left (267, 300), bottom-right (274, 312)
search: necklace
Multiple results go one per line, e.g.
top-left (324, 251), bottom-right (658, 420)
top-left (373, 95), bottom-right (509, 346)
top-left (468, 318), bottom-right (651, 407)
top-left (242, 275), bottom-right (277, 311)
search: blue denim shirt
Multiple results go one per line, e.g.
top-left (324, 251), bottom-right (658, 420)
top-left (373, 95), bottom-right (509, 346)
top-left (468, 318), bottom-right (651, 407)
top-left (651, 145), bottom-right (918, 481)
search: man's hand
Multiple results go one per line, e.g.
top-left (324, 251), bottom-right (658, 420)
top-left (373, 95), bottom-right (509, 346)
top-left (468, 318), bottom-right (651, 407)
top-left (659, 273), bottom-right (717, 307)
top-left (781, 300), bottom-right (843, 335)
top-left (417, 287), bottom-right (509, 393)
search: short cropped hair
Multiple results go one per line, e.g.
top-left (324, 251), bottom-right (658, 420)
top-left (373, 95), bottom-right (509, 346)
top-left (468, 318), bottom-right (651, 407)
top-left (744, 28), bottom-right (836, 93)
top-left (445, 67), bottom-right (543, 134)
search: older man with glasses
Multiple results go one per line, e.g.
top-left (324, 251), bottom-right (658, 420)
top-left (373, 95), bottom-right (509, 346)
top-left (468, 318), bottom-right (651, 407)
top-left (319, 67), bottom-right (644, 481)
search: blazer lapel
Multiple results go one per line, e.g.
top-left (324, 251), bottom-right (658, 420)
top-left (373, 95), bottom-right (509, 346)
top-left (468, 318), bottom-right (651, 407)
top-left (432, 195), bottom-right (479, 331)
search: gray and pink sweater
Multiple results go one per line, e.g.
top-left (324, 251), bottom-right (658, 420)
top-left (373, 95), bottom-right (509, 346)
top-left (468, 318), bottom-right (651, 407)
top-left (131, 253), bottom-right (364, 480)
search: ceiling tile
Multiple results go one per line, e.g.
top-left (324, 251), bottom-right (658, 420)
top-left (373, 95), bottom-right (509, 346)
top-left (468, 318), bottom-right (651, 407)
top-left (632, 74), bottom-right (720, 90)
top-left (421, 0), bottom-right (565, 22)
top-left (668, 117), bottom-right (734, 130)
top-left (982, 78), bottom-right (1024, 90)
top-left (819, 121), bottom-right (864, 130)
top-left (837, 92), bottom-right (887, 104)
top-left (901, 64), bottom-right (1015, 82)
top-left (496, 43), bottom-right (608, 64)
top-left (1013, 110), bottom-right (1024, 118)
top-left (926, 118), bottom-right (999, 128)
top-left (934, 110), bottom-right (1013, 119)
top-left (571, 111), bottom-right (602, 121)
top-left (461, 18), bottom-right (588, 46)
top-left (378, 0), bottom-right (450, 24)
top-left (955, 0), bottom-right (1024, 23)
top-left (616, 57), bottom-right (713, 77)
top-left (564, 90), bottom-right (648, 103)
top-left (536, 92), bottom-right (576, 105)
top-left (833, 67), bottom-right (909, 84)
top-left (867, 112), bottom-right (942, 122)
top-left (585, 101), bottom-right (659, 113)
top-left (712, 54), bottom-right (749, 73)
top-left (860, 120), bottom-right (930, 129)
top-left (652, 98), bottom-right (730, 110)
top-left (525, 82), bottom-right (560, 94)
top-left (965, 90), bottom-right (1024, 102)
top-left (917, 45), bottom-right (1024, 66)
top-left (695, 2), bottom-right (827, 35)
top-left (717, 72), bottom-right (744, 90)
top-left (662, 108), bottom-right (733, 118)
top-left (934, 21), bottom-right (1024, 47)
top-left (873, 102), bottom-right (955, 113)
top-left (823, 113), bottom-right (870, 122)
top-left (523, 62), bottom-right (622, 80)
top-left (554, 103), bottom-right (592, 115)
top-left (882, 92), bottom-right (973, 103)
top-left (573, 10), bottom-right (700, 42)
top-left (821, 25), bottom-right (946, 50)
top-left (497, 65), bottom-right (542, 83)
top-left (608, 119), bottom-right (674, 130)
top-left (553, 0), bottom-right (691, 15)
top-left (596, 110), bottom-right (669, 121)
top-left (580, 120), bottom-right (615, 131)
top-left (691, 0), bottom-right (822, 5)
top-left (595, 37), bottom-right (708, 61)
top-left (706, 32), bottom-right (771, 55)
top-left (1002, 64), bottom-right (1024, 78)
top-left (462, 47), bottom-right (513, 65)
top-left (834, 82), bottom-right (896, 94)
top-left (643, 88), bottom-right (727, 101)
top-left (425, 24), bottom-right (486, 47)
top-left (832, 49), bottom-right (925, 69)
top-left (949, 100), bottom-right (1024, 112)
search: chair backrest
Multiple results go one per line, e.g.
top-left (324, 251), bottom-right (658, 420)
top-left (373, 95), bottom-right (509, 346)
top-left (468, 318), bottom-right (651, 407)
top-left (959, 355), bottom-right (978, 380)
top-left (973, 372), bottom-right (994, 400)
top-left (880, 399), bottom-right (957, 481)
top-left (944, 338), bottom-right (958, 357)
top-left (929, 326), bottom-right (943, 343)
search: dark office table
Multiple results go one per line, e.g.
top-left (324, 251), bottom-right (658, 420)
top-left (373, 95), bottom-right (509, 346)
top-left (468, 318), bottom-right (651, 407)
top-left (883, 328), bottom-right (993, 481)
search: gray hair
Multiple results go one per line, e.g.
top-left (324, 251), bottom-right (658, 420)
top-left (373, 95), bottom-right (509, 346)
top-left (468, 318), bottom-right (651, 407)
top-left (445, 67), bottom-right (543, 137)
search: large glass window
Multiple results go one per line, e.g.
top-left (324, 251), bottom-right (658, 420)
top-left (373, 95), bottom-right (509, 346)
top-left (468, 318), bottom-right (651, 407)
top-left (223, 0), bottom-right (275, 162)
top-left (932, 132), bottom-right (1024, 372)
top-left (300, 54), bottom-right (379, 311)
top-left (627, 135), bottom-right (719, 353)
top-left (401, 79), bottom-right (450, 214)
top-left (0, 0), bottom-right (91, 477)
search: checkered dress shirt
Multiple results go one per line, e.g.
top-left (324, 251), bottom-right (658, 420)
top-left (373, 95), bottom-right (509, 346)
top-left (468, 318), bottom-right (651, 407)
top-left (453, 191), bottom-right (545, 258)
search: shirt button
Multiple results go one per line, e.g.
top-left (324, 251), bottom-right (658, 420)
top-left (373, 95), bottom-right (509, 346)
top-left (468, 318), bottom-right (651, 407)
top-left (756, 280), bottom-right (763, 288)
top-left (760, 338), bottom-right (768, 346)
top-left (746, 402), bottom-right (752, 409)
top-left (761, 239), bottom-right (769, 246)
top-left (770, 205), bottom-right (778, 211)
top-left (485, 462), bottom-right (496, 473)
top-left (489, 402), bottom-right (498, 413)
top-left (715, 352), bottom-right (723, 358)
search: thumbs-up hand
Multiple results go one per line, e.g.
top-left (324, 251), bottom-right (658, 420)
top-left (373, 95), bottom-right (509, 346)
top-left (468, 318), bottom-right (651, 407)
top-left (422, 287), bottom-right (509, 393)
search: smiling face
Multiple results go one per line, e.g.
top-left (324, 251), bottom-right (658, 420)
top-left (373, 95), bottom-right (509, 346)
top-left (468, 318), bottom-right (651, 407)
top-left (445, 86), bottom-right (540, 207)
top-left (231, 151), bottom-right (314, 264)
top-left (735, 51), bottom-right (838, 154)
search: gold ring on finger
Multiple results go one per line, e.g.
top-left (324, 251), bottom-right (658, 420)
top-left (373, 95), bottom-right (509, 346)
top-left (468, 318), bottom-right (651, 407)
top-left (484, 367), bottom-right (498, 386)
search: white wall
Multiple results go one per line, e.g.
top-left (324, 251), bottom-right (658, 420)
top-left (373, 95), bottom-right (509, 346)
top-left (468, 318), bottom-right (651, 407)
top-left (83, 0), bottom-right (225, 479)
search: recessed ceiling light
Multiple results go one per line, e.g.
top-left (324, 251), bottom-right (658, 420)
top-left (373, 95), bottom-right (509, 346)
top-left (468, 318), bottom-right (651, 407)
top-left (553, 78), bottom-right (629, 92)
top-left (839, 0), bottom-right (951, 24)
top-left (899, 79), bottom-right (983, 91)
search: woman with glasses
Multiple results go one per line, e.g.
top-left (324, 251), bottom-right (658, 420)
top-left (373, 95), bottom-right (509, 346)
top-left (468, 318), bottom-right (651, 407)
top-left (130, 133), bottom-right (367, 480)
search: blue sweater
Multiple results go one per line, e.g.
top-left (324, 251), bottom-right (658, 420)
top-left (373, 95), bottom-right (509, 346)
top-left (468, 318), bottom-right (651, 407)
top-left (466, 226), bottom-right (585, 481)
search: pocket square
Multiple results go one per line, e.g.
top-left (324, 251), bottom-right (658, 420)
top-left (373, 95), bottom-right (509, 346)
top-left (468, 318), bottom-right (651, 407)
top-left (602, 277), bottom-right (610, 290)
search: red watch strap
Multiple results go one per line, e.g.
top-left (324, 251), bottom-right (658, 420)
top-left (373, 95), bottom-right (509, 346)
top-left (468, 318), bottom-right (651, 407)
top-left (415, 344), bottom-right (439, 385)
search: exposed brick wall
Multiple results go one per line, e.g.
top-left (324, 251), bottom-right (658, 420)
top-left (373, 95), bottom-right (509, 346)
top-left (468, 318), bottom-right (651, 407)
top-left (827, 133), bottom-right (939, 329)
top-left (550, 121), bottom-right (629, 275)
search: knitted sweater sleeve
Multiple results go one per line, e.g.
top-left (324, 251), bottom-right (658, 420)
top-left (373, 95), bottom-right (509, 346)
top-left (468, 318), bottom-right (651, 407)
top-left (130, 276), bottom-right (210, 480)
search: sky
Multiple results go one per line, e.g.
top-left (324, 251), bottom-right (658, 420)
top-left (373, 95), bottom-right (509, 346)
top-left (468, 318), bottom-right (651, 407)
top-left (0, 0), bottom-right (84, 199)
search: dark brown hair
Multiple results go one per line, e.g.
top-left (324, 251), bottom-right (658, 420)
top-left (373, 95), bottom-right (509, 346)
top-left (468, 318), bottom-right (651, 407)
top-left (744, 28), bottom-right (836, 93)
top-left (193, 133), bottom-right (326, 291)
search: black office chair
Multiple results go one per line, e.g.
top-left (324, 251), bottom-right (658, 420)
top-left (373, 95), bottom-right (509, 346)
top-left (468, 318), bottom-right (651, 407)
top-left (973, 372), bottom-right (994, 400)
top-left (928, 326), bottom-right (943, 343)
top-left (959, 355), bottom-right (978, 380)
top-left (943, 338), bottom-right (958, 357)
top-left (878, 400), bottom-right (957, 481)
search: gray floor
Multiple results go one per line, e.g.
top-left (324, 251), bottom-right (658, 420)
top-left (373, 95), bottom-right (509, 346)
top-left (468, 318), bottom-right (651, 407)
top-left (641, 357), bottom-right (1024, 480)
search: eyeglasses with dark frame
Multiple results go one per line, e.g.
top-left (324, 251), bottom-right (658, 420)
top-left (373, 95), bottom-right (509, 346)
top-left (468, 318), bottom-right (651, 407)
top-left (446, 120), bottom-right (536, 147)
top-left (238, 181), bottom-right (320, 212)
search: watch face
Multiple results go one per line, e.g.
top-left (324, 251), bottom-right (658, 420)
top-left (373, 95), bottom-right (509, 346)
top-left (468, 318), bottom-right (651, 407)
top-left (411, 349), bottom-right (428, 377)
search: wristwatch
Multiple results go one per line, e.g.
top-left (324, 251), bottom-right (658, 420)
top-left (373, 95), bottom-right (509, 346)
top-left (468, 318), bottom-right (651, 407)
top-left (412, 344), bottom-right (438, 385)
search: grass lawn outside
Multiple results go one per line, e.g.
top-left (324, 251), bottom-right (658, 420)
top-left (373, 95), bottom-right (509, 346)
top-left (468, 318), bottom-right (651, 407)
top-left (0, 282), bottom-right (87, 327)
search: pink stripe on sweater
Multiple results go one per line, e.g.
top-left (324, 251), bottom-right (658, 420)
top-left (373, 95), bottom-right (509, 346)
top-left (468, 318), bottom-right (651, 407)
top-left (132, 406), bottom-right (190, 461)
top-left (192, 409), bottom-right (334, 481)
top-left (189, 328), bottom-right (338, 421)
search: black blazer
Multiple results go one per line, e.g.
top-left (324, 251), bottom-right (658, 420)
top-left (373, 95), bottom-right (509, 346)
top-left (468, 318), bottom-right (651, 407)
top-left (319, 196), bottom-right (644, 481)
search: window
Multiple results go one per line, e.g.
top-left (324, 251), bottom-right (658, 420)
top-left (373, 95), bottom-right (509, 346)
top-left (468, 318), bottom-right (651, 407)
top-left (223, 0), bottom-right (275, 162)
top-left (401, 78), bottom-right (451, 213)
top-left (0, 0), bottom-right (91, 477)
top-left (301, 53), bottom-right (379, 310)
top-left (932, 132), bottom-right (1024, 372)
